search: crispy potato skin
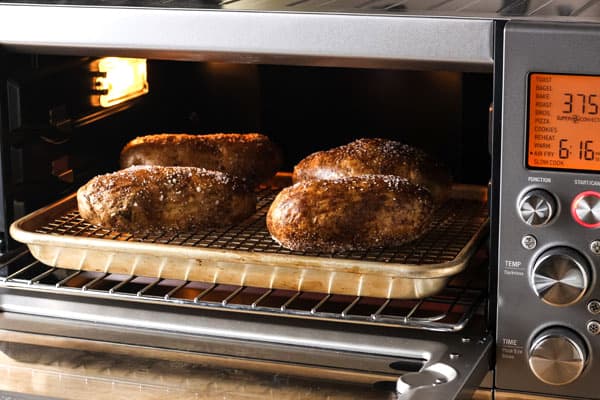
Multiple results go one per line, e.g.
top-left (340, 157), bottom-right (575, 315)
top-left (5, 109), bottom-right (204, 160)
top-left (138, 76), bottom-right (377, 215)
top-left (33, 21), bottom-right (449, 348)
top-left (267, 175), bottom-right (434, 252)
top-left (77, 166), bottom-right (256, 232)
top-left (292, 138), bottom-right (451, 204)
top-left (120, 133), bottom-right (282, 185)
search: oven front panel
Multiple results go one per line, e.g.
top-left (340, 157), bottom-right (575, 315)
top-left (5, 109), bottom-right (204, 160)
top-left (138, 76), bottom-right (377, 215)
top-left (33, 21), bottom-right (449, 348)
top-left (497, 21), bottom-right (600, 398)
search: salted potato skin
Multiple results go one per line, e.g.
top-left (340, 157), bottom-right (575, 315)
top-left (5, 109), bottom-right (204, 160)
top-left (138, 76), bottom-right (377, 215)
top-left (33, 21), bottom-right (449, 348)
top-left (77, 165), bottom-right (256, 232)
top-left (120, 133), bottom-right (282, 185)
top-left (293, 138), bottom-right (451, 204)
top-left (267, 175), bottom-right (434, 252)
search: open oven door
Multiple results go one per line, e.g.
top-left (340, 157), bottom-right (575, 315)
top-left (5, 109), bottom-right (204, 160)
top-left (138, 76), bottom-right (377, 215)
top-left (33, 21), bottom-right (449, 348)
top-left (0, 310), bottom-right (493, 400)
top-left (0, 250), bottom-right (493, 400)
top-left (0, 295), bottom-right (493, 400)
top-left (394, 324), bottom-right (493, 400)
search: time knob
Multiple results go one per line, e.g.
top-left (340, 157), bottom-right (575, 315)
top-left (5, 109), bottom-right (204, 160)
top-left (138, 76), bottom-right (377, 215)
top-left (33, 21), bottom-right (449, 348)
top-left (518, 189), bottom-right (556, 226)
top-left (531, 247), bottom-right (590, 307)
top-left (529, 327), bottom-right (587, 385)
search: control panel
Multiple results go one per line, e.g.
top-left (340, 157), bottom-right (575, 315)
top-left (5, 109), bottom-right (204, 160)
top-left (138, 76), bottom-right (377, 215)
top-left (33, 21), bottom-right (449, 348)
top-left (497, 22), bottom-right (600, 399)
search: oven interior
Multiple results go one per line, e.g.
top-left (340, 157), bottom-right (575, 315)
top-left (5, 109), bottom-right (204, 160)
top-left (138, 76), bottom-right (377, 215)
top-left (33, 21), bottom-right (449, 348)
top-left (0, 53), bottom-right (494, 398)
top-left (1, 55), bottom-right (492, 241)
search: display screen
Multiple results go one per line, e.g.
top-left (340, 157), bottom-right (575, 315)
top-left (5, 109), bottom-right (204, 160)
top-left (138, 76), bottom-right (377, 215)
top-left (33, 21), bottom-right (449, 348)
top-left (528, 73), bottom-right (600, 171)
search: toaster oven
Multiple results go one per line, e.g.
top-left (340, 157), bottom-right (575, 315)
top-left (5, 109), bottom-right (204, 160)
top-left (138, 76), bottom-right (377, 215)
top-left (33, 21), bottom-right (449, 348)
top-left (0, 1), bottom-right (600, 399)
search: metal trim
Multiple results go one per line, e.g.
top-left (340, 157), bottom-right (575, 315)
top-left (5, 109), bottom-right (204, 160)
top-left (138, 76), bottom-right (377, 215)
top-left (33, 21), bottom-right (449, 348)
top-left (0, 4), bottom-right (493, 70)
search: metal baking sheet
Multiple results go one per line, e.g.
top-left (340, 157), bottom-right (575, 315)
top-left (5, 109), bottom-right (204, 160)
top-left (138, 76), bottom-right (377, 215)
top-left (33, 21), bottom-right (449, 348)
top-left (9, 181), bottom-right (488, 299)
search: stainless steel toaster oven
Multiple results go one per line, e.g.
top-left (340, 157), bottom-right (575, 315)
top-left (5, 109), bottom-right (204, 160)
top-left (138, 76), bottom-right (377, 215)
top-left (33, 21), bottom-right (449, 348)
top-left (1, 1), bottom-right (600, 399)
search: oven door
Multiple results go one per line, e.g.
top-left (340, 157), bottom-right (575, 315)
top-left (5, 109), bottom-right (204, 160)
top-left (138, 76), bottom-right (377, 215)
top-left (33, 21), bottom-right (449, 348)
top-left (0, 251), bottom-right (492, 400)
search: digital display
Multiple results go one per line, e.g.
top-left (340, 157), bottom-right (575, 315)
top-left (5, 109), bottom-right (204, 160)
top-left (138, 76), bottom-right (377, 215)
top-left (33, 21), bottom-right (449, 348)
top-left (528, 73), bottom-right (600, 171)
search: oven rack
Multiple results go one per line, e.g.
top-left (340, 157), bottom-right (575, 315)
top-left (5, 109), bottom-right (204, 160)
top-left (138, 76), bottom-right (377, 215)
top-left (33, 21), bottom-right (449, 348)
top-left (37, 185), bottom-right (485, 265)
top-left (0, 250), bottom-right (485, 332)
top-left (11, 182), bottom-right (489, 299)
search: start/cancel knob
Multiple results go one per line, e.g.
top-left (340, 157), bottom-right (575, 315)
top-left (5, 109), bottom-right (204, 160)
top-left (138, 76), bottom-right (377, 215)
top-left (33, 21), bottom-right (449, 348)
top-left (518, 189), bottom-right (556, 226)
top-left (572, 191), bottom-right (600, 228)
top-left (531, 247), bottom-right (590, 307)
top-left (529, 327), bottom-right (587, 385)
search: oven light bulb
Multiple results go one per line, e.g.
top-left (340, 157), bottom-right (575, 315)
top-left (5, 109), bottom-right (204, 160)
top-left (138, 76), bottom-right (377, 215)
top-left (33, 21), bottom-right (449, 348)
top-left (92, 57), bottom-right (149, 107)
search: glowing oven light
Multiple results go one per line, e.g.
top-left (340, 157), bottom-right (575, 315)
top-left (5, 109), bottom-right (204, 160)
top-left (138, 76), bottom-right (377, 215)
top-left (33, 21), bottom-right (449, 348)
top-left (92, 57), bottom-right (148, 107)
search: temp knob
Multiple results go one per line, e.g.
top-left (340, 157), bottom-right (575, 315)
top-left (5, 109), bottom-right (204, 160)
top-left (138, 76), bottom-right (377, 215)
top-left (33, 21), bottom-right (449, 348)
top-left (531, 247), bottom-right (590, 307)
top-left (571, 191), bottom-right (600, 228)
top-left (518, 189), bottom-right (556, 226)
top-left (529, 327), bottom-right (587, 385)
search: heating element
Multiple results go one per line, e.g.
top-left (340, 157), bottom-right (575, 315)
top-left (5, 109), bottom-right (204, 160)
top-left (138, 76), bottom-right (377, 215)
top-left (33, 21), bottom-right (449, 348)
top-left (0, 250), bottom-right (486, 332)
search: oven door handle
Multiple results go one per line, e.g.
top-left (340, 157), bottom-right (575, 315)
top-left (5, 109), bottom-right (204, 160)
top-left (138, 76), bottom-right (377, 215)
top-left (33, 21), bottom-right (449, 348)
top-left (396, 333), bottom-right (493, 400)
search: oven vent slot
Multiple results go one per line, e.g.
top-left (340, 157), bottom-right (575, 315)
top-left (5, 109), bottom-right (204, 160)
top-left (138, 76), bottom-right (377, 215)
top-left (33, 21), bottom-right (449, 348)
top-left (0, 251), bottom-right (485, 332)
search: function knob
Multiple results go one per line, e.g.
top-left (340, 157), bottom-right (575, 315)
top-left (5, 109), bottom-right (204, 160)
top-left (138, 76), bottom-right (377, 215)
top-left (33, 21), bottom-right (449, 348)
top-left (571, 191), bottom-right (600, 228)
top-left (531, 247), bottom-right (590, 307)
top-left (528, 327), bottom-right (587, 385)
top-left (518, 189), bottom-right (556, 226)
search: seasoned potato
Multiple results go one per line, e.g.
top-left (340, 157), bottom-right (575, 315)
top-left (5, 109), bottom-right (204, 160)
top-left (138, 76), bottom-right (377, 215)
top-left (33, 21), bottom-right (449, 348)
top-left (293, 138), bottom-right (451, 204)
top-left (120, 133), bottom-right (282, 185)
top-left (77, 165), bottom-right (256, 232)
top-left (267, 175), bottom-right (433, 252)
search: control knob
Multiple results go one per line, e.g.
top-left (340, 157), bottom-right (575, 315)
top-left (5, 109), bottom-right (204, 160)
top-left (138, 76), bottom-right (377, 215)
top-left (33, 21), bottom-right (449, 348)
top-left (531, 247), bottom-right (589, 307)
top-left (518, 189), bottom-right (556, 226)
top-left (528, 327), bottom-right (587, 385)
top-left (572, 191), bottom-right (600, 228)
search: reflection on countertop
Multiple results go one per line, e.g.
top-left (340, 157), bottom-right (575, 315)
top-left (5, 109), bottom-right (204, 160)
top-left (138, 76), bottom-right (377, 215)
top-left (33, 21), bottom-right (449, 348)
top-left (0, 342), bottom-right (397, 400)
